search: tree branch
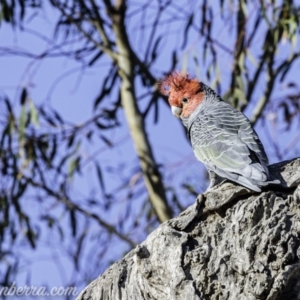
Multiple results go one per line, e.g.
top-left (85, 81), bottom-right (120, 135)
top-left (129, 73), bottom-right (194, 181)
top-left (89, 0), bottom-right (113, 50)
top-left (77, 158), bottom-right (300, 300)
top-left (54, 3), bottom-right (117, 61)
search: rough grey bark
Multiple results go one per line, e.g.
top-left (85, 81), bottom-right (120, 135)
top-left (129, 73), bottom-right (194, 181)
top-left (77, 157), bottom-right (300, 300)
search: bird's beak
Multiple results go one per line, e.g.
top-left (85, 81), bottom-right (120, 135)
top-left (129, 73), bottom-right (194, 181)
top-left (171, 106), bottom-right (182, 118)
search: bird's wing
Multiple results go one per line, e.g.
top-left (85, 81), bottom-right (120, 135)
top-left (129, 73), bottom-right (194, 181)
top-left (189, 101), bottom-right (268, 179)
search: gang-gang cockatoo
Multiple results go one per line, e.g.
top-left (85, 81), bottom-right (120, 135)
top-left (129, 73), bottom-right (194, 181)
top-left (160, 72), bottom-right (279, 192)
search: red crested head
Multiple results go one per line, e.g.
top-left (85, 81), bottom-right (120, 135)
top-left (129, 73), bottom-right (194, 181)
top-left (159, 72), bottom-right (205, 118)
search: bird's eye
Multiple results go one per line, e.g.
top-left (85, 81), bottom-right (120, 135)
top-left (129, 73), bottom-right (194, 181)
top-left (182, 98), bottom-right (189, 104)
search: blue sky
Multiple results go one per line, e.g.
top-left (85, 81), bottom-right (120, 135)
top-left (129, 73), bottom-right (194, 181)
top-left (0, 1), bottom-right (299, 298)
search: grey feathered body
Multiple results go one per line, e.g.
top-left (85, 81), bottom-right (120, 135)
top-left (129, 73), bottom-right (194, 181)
top-left (181, 84), bottom-right (273, 192)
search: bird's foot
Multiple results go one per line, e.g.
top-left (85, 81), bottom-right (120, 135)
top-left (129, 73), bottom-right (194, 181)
top-left (207, 170), bottom-right (227, 191)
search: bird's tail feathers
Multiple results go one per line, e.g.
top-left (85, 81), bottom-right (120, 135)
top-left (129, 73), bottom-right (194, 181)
top-left (213, 166), bottom-right (280, 192)
top-left (234, 176), bottom-right (262, 192)
top-left (235, 175), bottom-right (280, 192)
top-left (222, 163), bottom-right (267, 182)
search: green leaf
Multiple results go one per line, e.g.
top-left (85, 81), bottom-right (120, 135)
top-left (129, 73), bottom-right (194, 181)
top-left (151, 35), bottom-right (162, 62)
top-left (238, 52), bottom-right (245, 72)
top-left (236, 75), bottom-right (245, 93)
top-left (68, 156), bottom-right (81, 180)
top-left (29, 101), bottom-right (39, 127)
top-left (4, 97), bottom-right (13, 115)
top-left (193, 50), bottom-right (201, 80)
top-left (240, 0), bottom-right (247, 15)
top-left (234, 87), bottom-right (247, 106)
top-left (181, 13), bottom-right (194, 49)
top-left (24, 217), bottom-right (36, 249)
top-left (20, 87), bottom-right (27, 105)
top-left (69, 209), bottom-right (77, 237)
top-left (19, 106), bottom-right (27, 145)
top-left (88, 50), bottom-right (104, 66)
top-left (95, 162), bottom-right (106, 194)
top-left (246, 49), bottom-right (258, 67)
top-left (94, 68), bottom-right (118, 109)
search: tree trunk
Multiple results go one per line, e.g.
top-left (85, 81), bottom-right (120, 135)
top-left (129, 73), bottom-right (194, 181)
top-left (77, 157), bottom-right (300, 300)
top-left (109, 1), bottom-right (172, 222)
